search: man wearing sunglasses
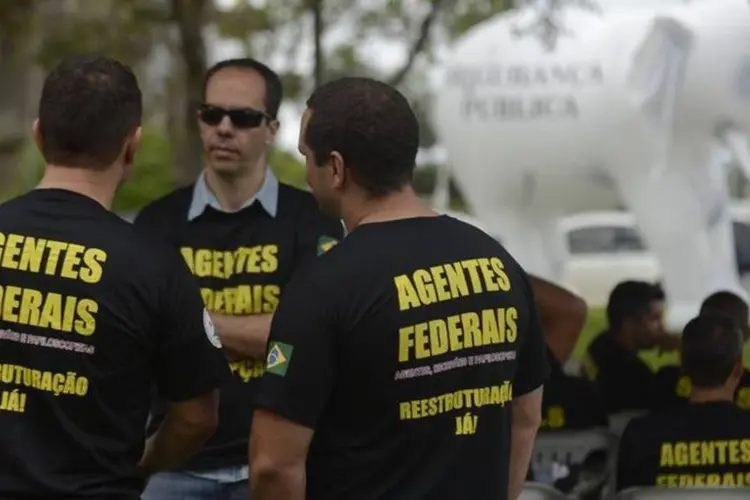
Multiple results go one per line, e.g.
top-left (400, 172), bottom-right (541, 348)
top-left (135, 58), bottom-right (343, 500)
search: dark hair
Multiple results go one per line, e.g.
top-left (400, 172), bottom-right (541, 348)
top-left (606, 280), bottom-right (665, 330)
top-left (699, 291), bottom-right (749, 330)
top-left (38, 54), bottom-right (142, 169)
top-left (203, 58), bottom-right (283, 118)
top-left (681, 314), bottom-right (743, 388)
top-left (304, 77), bottom-right (419, 197)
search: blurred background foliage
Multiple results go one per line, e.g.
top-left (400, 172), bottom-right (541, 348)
top-left (0, 0), bottom-right (514, 209)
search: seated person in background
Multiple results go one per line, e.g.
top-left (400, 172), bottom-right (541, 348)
top-left (526, 277), bottom-right (609, 499)
top-left (617, 314), bottom-right (750, 491)
top-left (527, 276), bottom-right (608, 431)
top-left (656, 291), bottom-right (750, 411)
top-left (542, 350), bottom-right (608, 431)
top-left (583, 281), bottom-right (676, 414)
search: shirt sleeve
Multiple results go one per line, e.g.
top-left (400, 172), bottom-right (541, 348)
top-left (294, 211), bottom-right (345, 268)
top-left (133, 203), bottom-right (180, 246)
top-left (254, 272), bottom-right (336, 429)
top-left (513, 271), bottom-right (551, 396)
top-left (153, 254), bottom-right (231, 402)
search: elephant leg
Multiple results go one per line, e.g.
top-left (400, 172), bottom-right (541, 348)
top-left (471, 201), bottom-right (566, 285)
top-left (614, 161), bottom-right (746, 332)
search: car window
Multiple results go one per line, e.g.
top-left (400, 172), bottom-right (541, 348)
top-left (567, 225), bottom-right (646, 254)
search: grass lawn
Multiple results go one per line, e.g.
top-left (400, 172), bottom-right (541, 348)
top-left (573, 308), bottom-right (750, 371)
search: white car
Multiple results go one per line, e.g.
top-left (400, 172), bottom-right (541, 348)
top-left (557, 211), bottom-right (659, 306)
top-left (559, 206), bottom-right (750, 306)
top-left (442, 206), bottom-right (750, 307)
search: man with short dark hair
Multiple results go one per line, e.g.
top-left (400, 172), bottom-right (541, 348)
top-left (0, 54), bottom-right (230, 499)
top-left (583, 280), bottom-right (673, 413)
top-left (656, 290), bottom-right (750, 410)
top-left (249, 77), bottom-right (550, 500)
top-left (136, 58), bottom-right (342, 499)
top-left (617, 314), bottom-right (750, 490)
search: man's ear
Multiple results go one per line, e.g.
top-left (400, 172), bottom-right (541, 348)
top-left (329, 151), bottom-right (346, 190)
top-left (123, 126), bottom-right (142, 167)
top-left (267, 119), bottom-right (280, 139)
top-left (120, 127), bottom-right (142, 182)
top-left (32, 119), bottom-right (43, 154)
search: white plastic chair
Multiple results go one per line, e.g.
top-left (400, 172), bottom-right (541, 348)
top-left (531, 428), bottom-right (615, 485)
top-left (616, 486), bottom-right (750, 499)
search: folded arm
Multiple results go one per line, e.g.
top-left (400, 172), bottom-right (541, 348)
top-left (211, 314), bottom-right (273, 360)
top-left (528, 275), bottom-right (587, 365)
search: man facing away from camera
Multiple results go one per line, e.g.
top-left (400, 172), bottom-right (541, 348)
top-left (617, 313), bottom-right (750, 490)
top-left (249, 77), bottom-right (550, 500)
top-left (0, 54), bottom-right (229, 500)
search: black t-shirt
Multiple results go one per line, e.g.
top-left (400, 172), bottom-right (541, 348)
top-left (0, 189), bottom-right (230, 500)
top-left (134, 182), bottom-right (343, 471)
top-left (583, 333), bottom-right (661, 414)
top-left (655, 366), bottom-right (750, 411)
top-left (255, 215), bottom-right (551, 500)
top-left (617, 401), bottom-right (750, 490)
top-left (541, 348), bottom-right (608, 431)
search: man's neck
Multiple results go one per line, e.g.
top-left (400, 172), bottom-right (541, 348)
top-left (612, 330), bottom-right (636, 351)
top-left (36, 164), bottom-right (117, 210)
top-left (689, 386), bottom-right (735, 404)
top-left (342, 187), bottom-right (437, 232)
top-left (204, 163), bottom-right (266, 212)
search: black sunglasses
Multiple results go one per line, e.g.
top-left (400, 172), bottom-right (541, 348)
top-left (198, 104), bottom-right (273, 129)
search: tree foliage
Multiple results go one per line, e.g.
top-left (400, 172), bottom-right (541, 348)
top-left (0, 0), bottom-right (516, 207)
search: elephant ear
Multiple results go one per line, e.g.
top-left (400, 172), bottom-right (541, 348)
top-left (626, 16), bottom-right (695, 180)
top-left (627, 16), bottom-right (695, 128)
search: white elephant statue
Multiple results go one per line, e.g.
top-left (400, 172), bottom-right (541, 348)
top-left (432, 0), bottom-right (750, 331)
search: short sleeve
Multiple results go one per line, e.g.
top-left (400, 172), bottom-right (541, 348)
top-left (133, 205), bottom-right (162, 235)
top-left (154, 254), bottom-right (231, 402)
top-left (254, 274), bottom-right (336, 429)
top-left (294, 212), bottom-right (345, 268)
top-left (133, 202), bottom-right (182, 246)
top-left (513, 272), bottom-right (551, 396)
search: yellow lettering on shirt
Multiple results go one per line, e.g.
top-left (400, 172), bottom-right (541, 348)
top-left (398, 382), bottom-right (513, 421)
top-left (398, 307), bottom-right (518, 363)
top-left (200, 285), bottom-right (280, 315)
top-left (181, 245), bottom-right (279, 279)
top-left (0, 233), bottom-right (106, 283)
top-left (0, 233), bottom-right (106, 336)
top-left (393, 257), bottom-right (511, 311)
top-left (229, 359), bottom-right (266, 383)
top-left (541, 406), bottom-right (566, 429)
top-left (0, 362), bottom-right (91, 413)
top-left (659, 440), bottom-right (750, 467)
top-left (656, 472), bottom-right (750, 487)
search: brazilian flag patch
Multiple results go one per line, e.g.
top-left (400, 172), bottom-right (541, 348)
top-left (266, 342), bottom-right (294, 376)
top-left (317, 235), bottom-right (339, 255)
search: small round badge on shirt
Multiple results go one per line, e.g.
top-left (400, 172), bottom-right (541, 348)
top-left (203, 309), bottom-right (222, 349)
